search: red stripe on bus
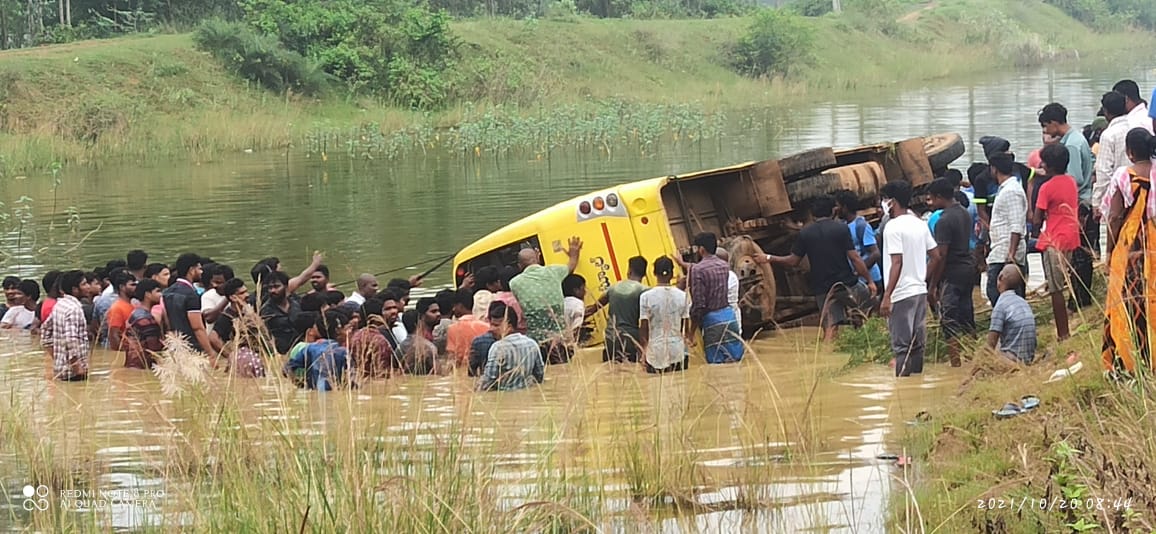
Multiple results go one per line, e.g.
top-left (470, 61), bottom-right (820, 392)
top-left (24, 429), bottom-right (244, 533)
top-left (600, 222), bottom-right (623, 280)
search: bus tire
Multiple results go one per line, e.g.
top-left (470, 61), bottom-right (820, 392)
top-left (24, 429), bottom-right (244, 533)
top-left (779, 148), bottom-right (837, 182)
top-left (785, 172), bottom-right (842, 205)
top-left (925, 133), bottom-right (965, 172)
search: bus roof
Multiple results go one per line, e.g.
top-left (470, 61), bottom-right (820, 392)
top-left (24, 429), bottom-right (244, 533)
top-left (453, 161), bottom-right (759, 265)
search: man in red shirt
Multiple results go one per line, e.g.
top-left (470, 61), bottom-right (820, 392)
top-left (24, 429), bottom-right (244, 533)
top-left (1034, 144), bottom-right (1081, 340)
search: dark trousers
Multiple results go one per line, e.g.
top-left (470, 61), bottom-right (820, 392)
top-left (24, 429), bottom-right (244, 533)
top-left (1071, 203), bottom-right (1096, 309)
top-left (986, 263), bottom-right (1027, 307)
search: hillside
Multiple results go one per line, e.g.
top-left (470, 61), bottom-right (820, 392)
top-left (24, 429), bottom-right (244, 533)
top-left (0, 0), bottom-right (1149, 174)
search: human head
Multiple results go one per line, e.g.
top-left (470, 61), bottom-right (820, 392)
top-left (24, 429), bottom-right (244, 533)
top-left (416, 297), bottom-right (440, 328)
top-left (315, 308), bottom-right (351, 342)
top-left (1125, 128), bottom-right (1156, 164)
top-left (653, 256), bottom-right (675, 284)
top-left (498, 267), bottom-right (518, 293)
top-left (386, 278), bottom-right (412, 304)
top-left (210, 264), bottom-right (233, 291)
top-left (927, 177), bottom-right (956, 210)
top-left (356, 273), bottom-right (379, 298)
top-left (134, 279), bottom-right (162, 306)
top-left (880, 180), bottom-right (913, 215)
top-left (692, 233), bottom-right (718, 259)
top-left (112, 269), bottom-right (137, 299)
top-left (3, 276), bottom-right (20, 303)
top-left (627, 256), bottom-right (648, 279)
top-left (145, 263), bottom-right (170, 288)
top-left (310, 265), bottom-right (330, 292)
top-left (401, 309), bottom-right (419, 335)
top-left (221, 277), bottom-right (248, 299)
top-left (451, 288), bottom-right (474, 318)
top-left (16, 279), bottom-right (39, 306)
top-left (435, 289), bottom-right (456, 320)
top-left (996, 264), bottom-right (1024, 293)
top-left (562, 274), bottom-right (587, 301)
top-left (41, 270), bottom-right (61, 299)
top-left (58, 270), bottom-right (86, 298)
top-left (988, 152), bottom-right (1015, 182)
top-left (1101, 91), bottom-right (1128, 121)
top-left (943, 169), bottom-right (963, 190)
top-left (809, 195), bottom-right (837, 219)
top-left (174, 253), bottom-right (203, 283)
top-left (834, 189), bottom-right (859, 221)
top-left (472, 289), bottom-right (494, 318)
top-left (978, 136), bottom-right (1011, 160)
top-left (105, 259), bottom-right (127, 275)
top-left (487, 301), bottom-right (517, 339)
top-left (300, 292), bottom-right (325, 313)
top-left (126, 250), bottom-right (148, 272)
top-left (1038, 103), bottom-right (1069, 137)
top-left (262, 270), bottom-right (290, 302)
top-left (379, 292), bottom-right (401, 326)
top-left (82, 272), bottom-right (101, 298)
top-left (323, 290), bottom-right (345, 307)
top-left (93, 267), bottom-right (110, 290)
top-left (1112, 80), bottom-right (1143, 111)
top-left (517, 248), bottom-right (540, 270)
top-left (1039, 144), bottom-right (1071, 177)
top-left (475, 265), bottom-right (501, 292)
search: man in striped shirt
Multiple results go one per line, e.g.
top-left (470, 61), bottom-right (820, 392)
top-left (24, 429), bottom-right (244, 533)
top-left (984, 152), bottom-right (1028, 307)
top-left (42, 270), bottom-right (91, 381)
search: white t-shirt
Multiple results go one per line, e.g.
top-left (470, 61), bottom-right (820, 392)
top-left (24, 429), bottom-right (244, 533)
top-left (563, 296), bottom-right (584, 341)
top-left (882, 213), bottom-right (937, 303)
top-left (392, 322), bottom-right (408, 344)
top-left (639, 286), bottom-right (690, 370)
top-left (201, 289), bottom-right (226, 329)
top-left (726, 271), bottom-right (742, 335)
top-left (1, 306), bottom-right (36, 330)
top-left (345, 292), bottom-right (366, 307)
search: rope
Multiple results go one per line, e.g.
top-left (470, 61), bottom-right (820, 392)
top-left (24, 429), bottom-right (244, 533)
top-left (332, 254), bottom-right (455, 288)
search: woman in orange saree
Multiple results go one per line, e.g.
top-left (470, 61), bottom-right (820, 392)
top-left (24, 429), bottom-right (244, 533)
top-left (1103, 128), bottom-right (1156, 376)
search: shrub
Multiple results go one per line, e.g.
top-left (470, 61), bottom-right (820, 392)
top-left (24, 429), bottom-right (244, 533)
top-left (788, 0), bottom-right (834, 17)
top-left (729, 8), bottom-right (814, 78)
top-left (240, 0), bottom-right (459, 108)
top-left (192, 19), bottom-right (330, 96)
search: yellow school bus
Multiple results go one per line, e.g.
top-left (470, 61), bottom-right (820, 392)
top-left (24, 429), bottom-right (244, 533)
top-left (453, 133), bottom-right (965, 339)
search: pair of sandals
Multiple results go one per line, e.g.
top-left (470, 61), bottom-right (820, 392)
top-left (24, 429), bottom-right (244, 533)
top-left (992, 395), bottom-right (1040, 419)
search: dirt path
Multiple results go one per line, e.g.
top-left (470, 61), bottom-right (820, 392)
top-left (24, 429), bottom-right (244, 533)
top-left (897, 1), bottom-right (939, 23)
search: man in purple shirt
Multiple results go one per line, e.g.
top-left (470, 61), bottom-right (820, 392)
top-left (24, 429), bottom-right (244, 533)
top-left (687, 233), bottom-right (743, 363)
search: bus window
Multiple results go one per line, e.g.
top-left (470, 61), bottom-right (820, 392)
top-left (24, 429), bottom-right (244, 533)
top-left (455, 236), bottom-right (542, 287)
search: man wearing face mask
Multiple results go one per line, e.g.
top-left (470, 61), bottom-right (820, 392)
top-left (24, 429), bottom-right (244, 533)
top-left (879, 181), bottom-right (941, 377)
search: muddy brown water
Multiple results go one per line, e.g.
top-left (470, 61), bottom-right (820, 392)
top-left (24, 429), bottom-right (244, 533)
top-left (0, 64), bottom-right (1151, 531)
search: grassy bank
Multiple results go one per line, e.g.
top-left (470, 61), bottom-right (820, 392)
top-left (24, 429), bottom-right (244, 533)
top-left (885, 285), bottom-right (1156, 532)
top-left (0, 0), bottom-right (1151, 175)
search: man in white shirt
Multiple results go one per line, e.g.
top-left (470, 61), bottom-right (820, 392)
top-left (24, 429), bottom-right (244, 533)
top-left (1094, 92), bottom-right (1133, 221)
top-left (1113, 80), bottom-right (1153, 134)
top-left (879, 181), bottom-right (940, 377)
top-left (345, 273), bottom-right (378, 307)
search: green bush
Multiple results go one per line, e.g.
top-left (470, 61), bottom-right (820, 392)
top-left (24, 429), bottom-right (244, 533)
top-left (240, 0), bottom-right (458, 108)
top-left (728, 8), bottom-right (813, 78)
top-left (192, 19), bottom-right (330, 96)
top-left (788, 0), bottom-right (833, 17)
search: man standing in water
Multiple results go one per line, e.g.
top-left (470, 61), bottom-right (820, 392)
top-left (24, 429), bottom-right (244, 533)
top-left (879, 181), bottom-right (939, 377)
top-left (926, 178), bottom-right (976, 368)
top-left (164, 253), bottom-right (217, 364)
top-left (761, 196), bottom-right (875, 342)
top-left (345, 274), bottom-right (378, 307)
top-left (688, 233), bottom-right (743, 363)
top-left (509, 237), bottom-right (583, 364)
top-left (599, 256), bottom-right (648, 363)
top-left (478, 302), bottom-right (543, 392)
top-left (42, 270), bottom-right (91, 381)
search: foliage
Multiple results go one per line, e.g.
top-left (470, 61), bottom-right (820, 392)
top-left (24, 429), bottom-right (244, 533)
top-left (193, 19), bottom-right (330, 96)
top-left (1045, 0), bottom-right (1155, 31)
top-left (728, 8), bottom-right (813, 78)
top-left (788, 0), bottom-right (834, 17)
top-left (240, 0), bottom-right (459, 108)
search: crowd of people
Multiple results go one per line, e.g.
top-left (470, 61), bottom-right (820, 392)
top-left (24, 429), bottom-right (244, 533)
top-left (6, 79), bottom-right (1153, 388)
top-left (1, 227), bottom-right (751, 391)
top-left (768, 78), bottom-right (1155, 378)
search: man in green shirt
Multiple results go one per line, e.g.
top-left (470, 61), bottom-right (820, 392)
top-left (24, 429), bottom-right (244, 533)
top-left (599, 256), bottom-right (649, 363)
top-left (509, 236), bottom-right (583, 363)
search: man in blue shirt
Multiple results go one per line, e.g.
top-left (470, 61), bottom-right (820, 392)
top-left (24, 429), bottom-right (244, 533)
top-left (835, 190), bottom-right (882, 292)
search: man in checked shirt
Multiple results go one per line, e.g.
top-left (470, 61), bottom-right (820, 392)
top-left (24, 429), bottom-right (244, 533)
top-left (687, 233), bottom-right (744, 364)
top-left (42, 270), bottom-right (91, 381)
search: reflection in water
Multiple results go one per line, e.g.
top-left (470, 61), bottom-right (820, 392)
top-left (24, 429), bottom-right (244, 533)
top-left (0, 327), bottom-right (965, 532)
top-left (0, 64), bottom-right (1151, 530)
